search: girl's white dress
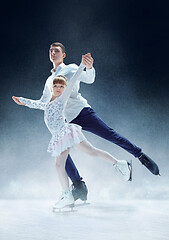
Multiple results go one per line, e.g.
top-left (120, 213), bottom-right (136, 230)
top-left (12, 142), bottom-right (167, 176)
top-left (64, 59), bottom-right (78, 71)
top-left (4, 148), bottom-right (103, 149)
top-left (20, 63), bottom-right (86, 157)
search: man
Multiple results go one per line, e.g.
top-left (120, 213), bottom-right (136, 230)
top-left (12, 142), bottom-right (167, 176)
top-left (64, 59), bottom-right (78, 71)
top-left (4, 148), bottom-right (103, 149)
top-left (14, 42), bottom-right (160, 202)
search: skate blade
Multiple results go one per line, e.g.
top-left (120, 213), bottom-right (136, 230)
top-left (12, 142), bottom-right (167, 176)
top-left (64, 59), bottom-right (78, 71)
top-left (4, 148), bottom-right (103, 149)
top-left (127, 160), bottom-right (132, 181)
top-left (53, 203), bottom-right (75, 212)
top-left (74, 202), bottom-right (90, 208)
top-left (53, 208), bottom-right (77, 213)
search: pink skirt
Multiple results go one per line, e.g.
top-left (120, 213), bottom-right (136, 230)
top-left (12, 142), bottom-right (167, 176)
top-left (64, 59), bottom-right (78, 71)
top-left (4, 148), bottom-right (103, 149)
top-left (47, 123), bottom-right (86, 157)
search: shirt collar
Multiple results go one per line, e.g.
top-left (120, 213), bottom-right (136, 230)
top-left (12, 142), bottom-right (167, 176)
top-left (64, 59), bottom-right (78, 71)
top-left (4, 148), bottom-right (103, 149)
top-left (51, 62), bottom-right (66, 73)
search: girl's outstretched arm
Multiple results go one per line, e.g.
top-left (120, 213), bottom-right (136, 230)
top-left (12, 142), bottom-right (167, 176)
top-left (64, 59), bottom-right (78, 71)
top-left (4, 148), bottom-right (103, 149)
top-left (12, 96), bottom-right (45, 110)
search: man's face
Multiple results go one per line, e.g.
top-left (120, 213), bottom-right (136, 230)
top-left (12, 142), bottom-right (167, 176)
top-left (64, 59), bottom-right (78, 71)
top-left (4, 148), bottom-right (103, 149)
top-left (49, 46), bottom-right (66, 64)
top-left (52, 83), bottom-right (66, 98)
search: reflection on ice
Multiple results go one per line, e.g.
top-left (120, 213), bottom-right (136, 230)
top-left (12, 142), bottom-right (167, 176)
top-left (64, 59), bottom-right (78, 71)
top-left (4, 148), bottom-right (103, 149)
top-left (0, 200), bottom-right (169, 240)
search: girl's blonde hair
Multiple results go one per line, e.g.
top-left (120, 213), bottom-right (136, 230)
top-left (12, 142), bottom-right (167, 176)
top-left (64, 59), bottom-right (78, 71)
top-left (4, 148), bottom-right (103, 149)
top-left (53, 75), bottom-right (67, 86)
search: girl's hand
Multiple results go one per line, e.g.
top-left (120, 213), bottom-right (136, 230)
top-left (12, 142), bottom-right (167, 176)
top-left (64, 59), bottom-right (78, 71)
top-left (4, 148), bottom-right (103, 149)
top-left (12, 96), bottom-right (25, 105)
top-left (82, 53), bottom-right (94, 69)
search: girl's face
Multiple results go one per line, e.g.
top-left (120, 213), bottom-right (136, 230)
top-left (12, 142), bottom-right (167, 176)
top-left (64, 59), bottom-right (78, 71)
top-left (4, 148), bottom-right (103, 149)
top-left (52, 83), bottom-right (66, 98)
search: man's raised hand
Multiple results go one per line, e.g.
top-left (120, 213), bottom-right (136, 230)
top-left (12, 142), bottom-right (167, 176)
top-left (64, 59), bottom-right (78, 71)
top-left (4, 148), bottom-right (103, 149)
top-left (82, 53), bottom-right (94, 69)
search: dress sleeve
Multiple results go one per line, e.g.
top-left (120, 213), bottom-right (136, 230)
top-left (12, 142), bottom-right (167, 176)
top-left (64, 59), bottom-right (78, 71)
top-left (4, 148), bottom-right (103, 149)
top-left (19, 97), bottom-right (46, 110)
top-left (59, 63), bottom-right (85, 104)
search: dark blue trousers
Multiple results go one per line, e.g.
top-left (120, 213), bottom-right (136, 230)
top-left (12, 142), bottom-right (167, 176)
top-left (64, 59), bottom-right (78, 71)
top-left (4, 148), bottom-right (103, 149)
top-left (65, 107), bottom-right (142, 182)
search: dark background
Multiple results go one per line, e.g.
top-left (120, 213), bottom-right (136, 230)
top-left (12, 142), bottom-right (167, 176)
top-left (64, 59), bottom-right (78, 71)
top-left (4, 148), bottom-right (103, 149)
top-left (0, 0), bottom-right (169, 199)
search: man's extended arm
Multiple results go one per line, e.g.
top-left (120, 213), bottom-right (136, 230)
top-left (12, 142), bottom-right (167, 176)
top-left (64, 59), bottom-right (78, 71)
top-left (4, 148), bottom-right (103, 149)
top-left (74, 53), bottom-right (95, 84)
top-left (66, 53), bottom-right (95, 84)
top-left (80, 67), bottom-right (95, 84)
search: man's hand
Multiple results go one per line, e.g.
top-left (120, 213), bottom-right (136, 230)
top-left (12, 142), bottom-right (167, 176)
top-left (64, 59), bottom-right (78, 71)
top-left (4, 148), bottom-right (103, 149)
top-left (12, 96), bottom-right (25, 105)
top-left (82, 53), bottom-right (94, 69)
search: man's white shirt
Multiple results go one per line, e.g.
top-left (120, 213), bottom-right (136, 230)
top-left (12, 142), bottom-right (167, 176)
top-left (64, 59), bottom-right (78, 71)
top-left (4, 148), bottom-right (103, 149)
top-left (39, 63), bottom-right (95, 122)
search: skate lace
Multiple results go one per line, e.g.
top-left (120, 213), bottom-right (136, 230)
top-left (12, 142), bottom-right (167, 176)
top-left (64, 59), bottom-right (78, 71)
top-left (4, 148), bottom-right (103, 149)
top-left (60, 191), bottom-right (69, 200)
top-left (70, 184), bottom-right (74, 191)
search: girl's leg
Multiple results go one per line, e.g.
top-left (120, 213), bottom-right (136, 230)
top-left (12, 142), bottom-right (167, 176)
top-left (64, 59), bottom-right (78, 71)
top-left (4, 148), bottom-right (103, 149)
top-left (54, 148), bottom-right (75, 210)
top-left (55, 148), bottom-right (70, 191)
top-left (76, 140), bottom-right (132, 181)
top-left (76, 140), bottom-right (118, 164)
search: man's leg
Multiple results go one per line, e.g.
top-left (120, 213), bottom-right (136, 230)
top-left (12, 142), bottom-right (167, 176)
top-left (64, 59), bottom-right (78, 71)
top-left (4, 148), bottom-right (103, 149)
top-left (71, 108), bottom-right (160, 175)
top-left (65, 155), bottom-right (88, 201)
top-left (65, 155), bottom-right (82, 182)
top-left (71, 108), bottom-right (142, 157)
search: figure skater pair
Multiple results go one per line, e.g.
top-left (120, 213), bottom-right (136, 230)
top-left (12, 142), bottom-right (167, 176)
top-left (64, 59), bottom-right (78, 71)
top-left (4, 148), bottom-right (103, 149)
top-left (12, 55), bottom-right (132, 209)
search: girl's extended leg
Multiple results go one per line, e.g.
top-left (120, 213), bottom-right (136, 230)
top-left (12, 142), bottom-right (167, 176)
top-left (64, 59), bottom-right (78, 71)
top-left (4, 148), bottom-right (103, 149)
top-left (76, 140), bottom-right (132, 181)
top-left (76, 140), bottom-right (118, 164)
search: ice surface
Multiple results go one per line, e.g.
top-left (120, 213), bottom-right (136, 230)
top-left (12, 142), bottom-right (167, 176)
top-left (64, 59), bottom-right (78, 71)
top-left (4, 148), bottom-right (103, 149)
top-left (0, 199), bottom-right (169, 240)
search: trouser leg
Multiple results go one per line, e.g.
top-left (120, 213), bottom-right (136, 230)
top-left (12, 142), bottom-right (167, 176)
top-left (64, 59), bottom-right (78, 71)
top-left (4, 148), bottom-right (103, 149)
top-left (65, 107), bottom-right (142, 182)
top-left (71, 108), bottom-right (142, 158)
top-left (65, 154), bottom-right (82, 182)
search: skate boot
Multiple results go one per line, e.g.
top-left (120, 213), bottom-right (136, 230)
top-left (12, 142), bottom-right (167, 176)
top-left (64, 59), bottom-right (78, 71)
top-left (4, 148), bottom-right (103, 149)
top-left (138, 153), bottom-right (160, 175)
top-left (115, 160), bottom-right (132, 181)
top-left (53, 190), bottom-right (74, 210)
top-left (71, 180), bottom-right (88, 201)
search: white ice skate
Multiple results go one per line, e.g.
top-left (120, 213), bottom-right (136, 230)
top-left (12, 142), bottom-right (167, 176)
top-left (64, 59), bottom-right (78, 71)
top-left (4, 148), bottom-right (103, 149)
top-left (53, 190), bottom-right (75, 211)
top-left (115, 160), bottom-right (132, 181)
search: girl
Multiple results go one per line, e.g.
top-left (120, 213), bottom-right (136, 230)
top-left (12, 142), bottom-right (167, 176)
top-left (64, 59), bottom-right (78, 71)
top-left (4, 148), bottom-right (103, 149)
top-left (12, 55), bottom-right (132, 210)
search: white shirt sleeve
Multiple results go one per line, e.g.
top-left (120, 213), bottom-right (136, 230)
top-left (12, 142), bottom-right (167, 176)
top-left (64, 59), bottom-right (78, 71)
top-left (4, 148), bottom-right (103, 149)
top-left (80, 67), bottom-right (95, 84)
top-left (66, 64), bottom-right (95, 84)
top-left (39, 83), bottom-right (52, 103)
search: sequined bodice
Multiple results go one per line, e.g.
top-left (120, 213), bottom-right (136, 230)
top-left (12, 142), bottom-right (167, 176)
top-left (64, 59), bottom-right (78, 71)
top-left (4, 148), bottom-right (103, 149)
top-left (45, 100), bottom-right (65, 134)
